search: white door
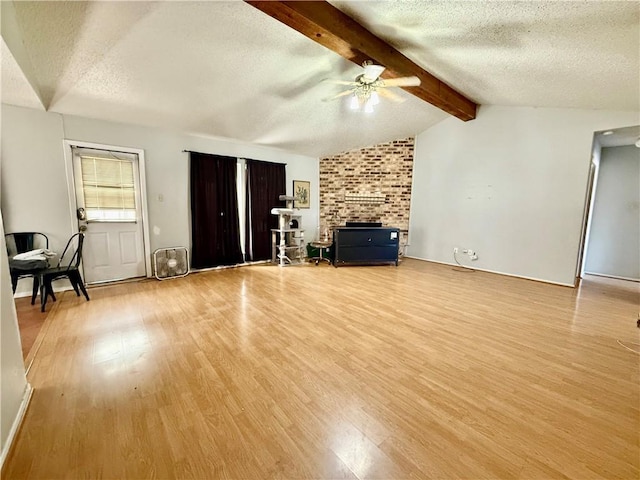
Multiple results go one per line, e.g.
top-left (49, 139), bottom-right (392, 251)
top-left (72, 147), bottom-right (147, 284)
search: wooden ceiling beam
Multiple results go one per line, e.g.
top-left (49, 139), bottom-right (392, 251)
top-left (246, 0), bottom-right (477, 121)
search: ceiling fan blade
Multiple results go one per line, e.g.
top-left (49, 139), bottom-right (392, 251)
top-left (322, 89), bottom-right (356, 102)
top-left (323, 79), bottom-right (358, 86)
top-left (381, 76), bottom-right (421, 87)
top-left (376, 88), bottom-right (405, 103)
top-left (362, 64), bottom-right (385, 82)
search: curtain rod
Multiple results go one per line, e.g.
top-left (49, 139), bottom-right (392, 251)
top-left (183, 150), bottom-right (286, 165)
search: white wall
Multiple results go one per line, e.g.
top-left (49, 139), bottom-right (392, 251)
top-left (409, 105), bottom-right (639, 286)
top-left (584, 145), bottom-right (640, 280)
top-left (1, 107), bottom-right (72, 253)
top-left (1, 105), bottom-right (319, 294)
top-left (0, 215), bottom-right (31, 465)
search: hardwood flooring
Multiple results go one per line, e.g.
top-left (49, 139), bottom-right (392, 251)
top-left (14, 296), bottom-right (50, 362)
top-left (3, 259), bottom-right (639, 479)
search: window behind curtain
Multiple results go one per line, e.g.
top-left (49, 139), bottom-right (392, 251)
top-left (245, 160), bottom-right (286, 261)
top-left (190, 152), bottom-right (243, 268)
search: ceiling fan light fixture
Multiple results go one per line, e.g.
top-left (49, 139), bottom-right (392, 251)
top-left (325, 61), bottom-right (418, 112)
top-left (635, 138), bottom-right (640, 148)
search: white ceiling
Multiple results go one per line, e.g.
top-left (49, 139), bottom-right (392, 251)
top-left (1, 1), bottom-right (638, 158)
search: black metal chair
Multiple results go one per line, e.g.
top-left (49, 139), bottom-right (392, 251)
top-left (40, 232), bottom-right (90, 312)
top-left (5, 232), bottom-right (49, 304)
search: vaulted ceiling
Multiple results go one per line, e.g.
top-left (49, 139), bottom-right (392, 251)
top-left (1, 1), bottom-right (638, 157)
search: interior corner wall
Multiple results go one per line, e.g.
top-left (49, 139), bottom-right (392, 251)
top-left (584, 145), bottom-right (640, 280)
top-left (1, 106), bottom-right (73, 253)
top-left (0, 215), bottom-right (30, 463)
top-left (409, 105), bottom-right (640, 286)
top-left (1, 104), bottom-right (319, 296)
top-left (319, 137), bottom-right (414, 238)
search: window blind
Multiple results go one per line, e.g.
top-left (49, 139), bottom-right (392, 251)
top-left (80, 155), bottom-right (136, 220)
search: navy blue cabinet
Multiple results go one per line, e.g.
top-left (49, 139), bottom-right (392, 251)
top-left (333, 227), bottom-right (399, 267)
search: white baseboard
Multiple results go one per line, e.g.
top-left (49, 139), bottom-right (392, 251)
top-left (191, 260), bottom-right (270, 274)
top-left (12, 283), bottom-right (74, 299)
top-left (404, 255), bottom-right (575, 288)
top-left (0, 383), bottom-right (33, 468)
top-left (583, 271), bottom-right (640, 283)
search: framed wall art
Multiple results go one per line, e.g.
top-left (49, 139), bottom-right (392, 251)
top-left (293, 180), bottom-right (310, 209)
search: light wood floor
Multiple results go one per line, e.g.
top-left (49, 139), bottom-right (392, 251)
top-left (3, 259), bottom-right (639, 479)
top-left (14, 296), bottom-right (50, 361)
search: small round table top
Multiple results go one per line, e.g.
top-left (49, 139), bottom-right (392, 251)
top-left (310, 240), bottom-right (332, 248)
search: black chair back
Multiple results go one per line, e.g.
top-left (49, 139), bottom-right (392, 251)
top-left (5, 232), bottom-right (49, 257)
top-left (57, 233), bottom-right (85, 270)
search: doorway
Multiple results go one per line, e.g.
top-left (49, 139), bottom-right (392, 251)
top-left (576, 126), bottom-right (640, 283)
top-left (64, 141), bottom-right (151, 284)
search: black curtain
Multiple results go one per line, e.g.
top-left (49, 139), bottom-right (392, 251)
top-left (190, 152), bottom-right (243, 268)
top-left (245, 160), bottom-right (286, 261)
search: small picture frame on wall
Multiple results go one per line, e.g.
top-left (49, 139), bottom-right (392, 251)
top-left (293, 180), bottom-right (310, 209)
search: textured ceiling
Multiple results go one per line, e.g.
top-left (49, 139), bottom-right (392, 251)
top-left (332, 0), bottom-right (640, 110)
top-left (1, 1), bottom-right (638, 157)
top-left (1, 40), bottom-right (42, 110)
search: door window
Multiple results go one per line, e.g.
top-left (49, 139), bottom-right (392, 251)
top-left (74, 150), bottom-right (138, 222)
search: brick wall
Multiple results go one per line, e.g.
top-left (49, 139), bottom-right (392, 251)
top-left (319, 137), bottom-right (414, 240)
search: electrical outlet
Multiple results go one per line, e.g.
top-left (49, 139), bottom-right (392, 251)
top-left (453, 247), bottom-right (459, 254)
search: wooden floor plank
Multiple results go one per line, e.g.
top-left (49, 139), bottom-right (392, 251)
top-left (3, 259), bottom-right (638, 479)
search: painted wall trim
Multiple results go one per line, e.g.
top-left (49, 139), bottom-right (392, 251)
top-left (12, 284), bottom-right (74, 299)
top-left (583, 271), bottom-right (640, 283)
top-left (404, 255), bottom-right (576, 288)
top-left (0, 383), bottom-right (33, 468)
top-left (62, 139), bottom-right (153, 279)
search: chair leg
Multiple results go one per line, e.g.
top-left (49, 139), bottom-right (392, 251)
top-left (11, 273), bottom-right (18, 294)
top-left (40, 277), bottom-right (48, 313)
top-left (76, 273), bottom-right (90, 301)
top-left (43, 276), bottom-right (56, 303)
top-left (31, 276), bottom-right (40, 305)
top-left (46, 279), bottom-right (57, 302)
top-left (69, 271), bottom-right (90, 301)
top-left (69, 276), bottom-right (81, 296)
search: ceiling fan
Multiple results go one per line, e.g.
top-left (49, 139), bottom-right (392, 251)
top-left (324, 61), bottom-right (421, 113)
